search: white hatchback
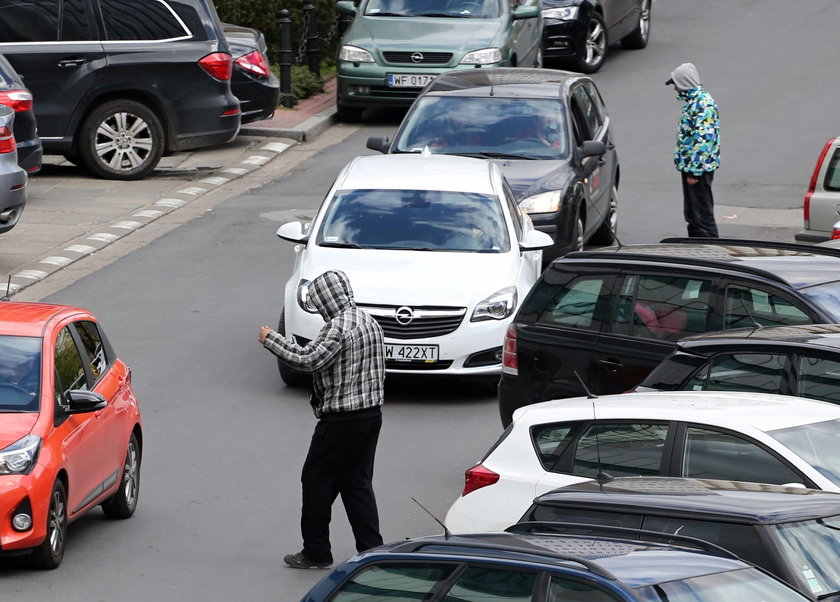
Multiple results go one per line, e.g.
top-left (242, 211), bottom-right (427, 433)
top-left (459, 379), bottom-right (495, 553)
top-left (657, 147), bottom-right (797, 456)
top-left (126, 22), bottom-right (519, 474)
top-left (445, 391), bottom-right (840, 533)
top-left (275, 153), bottom-right (552, 384)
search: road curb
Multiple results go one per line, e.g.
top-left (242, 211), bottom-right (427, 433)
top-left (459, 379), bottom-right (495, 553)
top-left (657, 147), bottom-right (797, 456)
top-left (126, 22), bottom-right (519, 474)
top-left (240, 106), bottom-right (337, 142)
top-left (5, 139), bottom-right (299, 297)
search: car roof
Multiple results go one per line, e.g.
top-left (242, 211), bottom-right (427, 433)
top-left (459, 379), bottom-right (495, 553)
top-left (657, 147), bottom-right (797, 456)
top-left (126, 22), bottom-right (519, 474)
top-left (338, 153), bottom-right (496, 194)
top-left (535, 477), bottom-right (840, 525)
top-left (424, 67), bottom-right (581, 99)
top-left (677, 323), bottom-right (840, 351)
top-left (559, 239), bottom-right (840, 289)
top-left (379, 532), bottom-right (747, 588)
top-left (515, 390), bottom-right (840, 432)
top-left (0, 302), bottom-right (89, 337)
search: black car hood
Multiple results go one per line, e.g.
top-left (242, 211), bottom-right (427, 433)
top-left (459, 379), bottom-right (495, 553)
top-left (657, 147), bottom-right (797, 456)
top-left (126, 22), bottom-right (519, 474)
top-left (490, 159), bottom-right (575, 200)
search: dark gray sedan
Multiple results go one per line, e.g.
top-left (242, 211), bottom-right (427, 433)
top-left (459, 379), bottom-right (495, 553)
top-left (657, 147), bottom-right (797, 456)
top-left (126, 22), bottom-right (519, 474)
top-left (0, 104), bottom-right (26, 234)
top-left (367, 67), bottom-right (619, 264)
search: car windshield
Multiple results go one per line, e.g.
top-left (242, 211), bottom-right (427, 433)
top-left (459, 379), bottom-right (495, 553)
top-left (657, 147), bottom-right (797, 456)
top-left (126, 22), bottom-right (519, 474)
top-left (771, 515), bottom-right (840, 598)
top-left (799, 281), bottom-right (840, 321)
top-left (0, 335), bottom-right (41, 412)
top-left (394, 96), bottom-right (569, 161)
top-left (317, 188), bottom-right (510, 253)
top-left (364, 0), bottom-right (500, 18)
top-left (635, 567), bottom-right (809, 601)
top-left (770, 419), bottom-right (840, 487)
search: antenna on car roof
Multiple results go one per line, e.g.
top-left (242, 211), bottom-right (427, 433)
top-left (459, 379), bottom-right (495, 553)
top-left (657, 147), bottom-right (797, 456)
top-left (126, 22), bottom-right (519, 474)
top-left (412, 497), bottom-right (452, 540)
top-left (1, 275), bottom-right (11, 301)
top-left (578, 374), bottom-right (613, 488)
top-left (737, 296), bottom-right (763, 332)
top-left (573, 371), bottom-right (597, 399)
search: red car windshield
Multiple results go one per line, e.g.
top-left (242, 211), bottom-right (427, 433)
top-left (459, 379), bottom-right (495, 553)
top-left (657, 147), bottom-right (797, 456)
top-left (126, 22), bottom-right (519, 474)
top-left (0, 335), bottom-right (41, 412)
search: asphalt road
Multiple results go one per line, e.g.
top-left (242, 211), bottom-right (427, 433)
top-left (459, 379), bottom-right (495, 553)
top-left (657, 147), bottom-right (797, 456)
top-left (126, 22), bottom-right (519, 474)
top-left (4, 0), bottom-right (840, 600)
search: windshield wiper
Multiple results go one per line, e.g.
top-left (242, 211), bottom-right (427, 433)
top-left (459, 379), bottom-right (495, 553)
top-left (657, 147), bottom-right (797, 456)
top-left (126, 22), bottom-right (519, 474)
top-left (367, 11), bottom-right (407, 16)
top-left (414, 12), bottom-right (469, 17)
top-left (472, 152), bottom-right (536, 160)
top-left (319, 241), bottom-right (363, 249)
top-left (0, 409), bottom-right (33, 413)
top-left (386, 246), bottom-right (445, 252)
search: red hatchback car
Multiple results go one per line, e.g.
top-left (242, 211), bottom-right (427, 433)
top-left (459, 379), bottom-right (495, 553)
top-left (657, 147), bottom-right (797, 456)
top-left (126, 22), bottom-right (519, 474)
top-left (0, 302), bottom-right (142, 569)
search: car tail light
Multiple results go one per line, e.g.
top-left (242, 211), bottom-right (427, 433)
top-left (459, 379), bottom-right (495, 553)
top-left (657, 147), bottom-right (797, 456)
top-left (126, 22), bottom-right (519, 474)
top-left (832, 226), bottom-right (840, 240)
top-left (502, 324), bottom-right (518, 376)
top-left (198, 52), bottom-right (233, 81)
top-left (0, 90), bottom-right (33, 112)
top-left (462, 464), bottom-right (500, 496)
top-left (0, 126), bottom-right (16, 153)
top-left (235, 51), bottom-right (270, 77)
top-left (804, 138), bottom-right (836, 226)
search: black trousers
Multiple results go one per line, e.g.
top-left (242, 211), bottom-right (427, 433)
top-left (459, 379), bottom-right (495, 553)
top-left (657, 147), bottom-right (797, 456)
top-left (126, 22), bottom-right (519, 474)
top-left (300, 411), bottom-right (383, 563)
top-left (681, 170), bottom-right (719, 238)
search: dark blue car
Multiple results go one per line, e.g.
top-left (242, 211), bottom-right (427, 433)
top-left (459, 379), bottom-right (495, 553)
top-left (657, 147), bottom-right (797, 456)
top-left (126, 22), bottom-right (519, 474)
top-left (301, 531), bottom-right (809, 601)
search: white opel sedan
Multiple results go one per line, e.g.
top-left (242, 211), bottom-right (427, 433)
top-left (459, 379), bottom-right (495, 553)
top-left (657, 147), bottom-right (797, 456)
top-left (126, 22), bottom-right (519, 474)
top-left (445, 391), bottom-right (840, 533)
top-left (275, 152), bottom-right (552, 384)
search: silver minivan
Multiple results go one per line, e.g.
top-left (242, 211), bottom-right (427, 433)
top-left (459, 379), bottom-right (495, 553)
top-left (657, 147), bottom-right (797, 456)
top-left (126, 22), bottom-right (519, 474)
top-left (796, 136), bottom-right (840, 242)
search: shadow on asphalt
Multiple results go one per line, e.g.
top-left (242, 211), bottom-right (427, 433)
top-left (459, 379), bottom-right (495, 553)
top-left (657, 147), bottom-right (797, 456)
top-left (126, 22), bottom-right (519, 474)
top-left (385, 374), bottom-right (497, 404)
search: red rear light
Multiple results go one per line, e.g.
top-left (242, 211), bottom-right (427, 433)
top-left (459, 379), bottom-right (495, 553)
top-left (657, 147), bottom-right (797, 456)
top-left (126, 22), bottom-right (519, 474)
top-left (0, 126), bottom-right (16, 153)
top-left (198, 52), bottom-right (233, 81)
top-left (235, 51), bottom-right (270, 77)
top-left (832, 227), bottom-right (840, 240)
top-left (805, 138), bottom-right (836, 224)
top-left (462, 464), bottom-right (500, 496)
top-left (0, 90), bottom-right (33, 112)
top-left (502, 324), bottom-right (518, 375)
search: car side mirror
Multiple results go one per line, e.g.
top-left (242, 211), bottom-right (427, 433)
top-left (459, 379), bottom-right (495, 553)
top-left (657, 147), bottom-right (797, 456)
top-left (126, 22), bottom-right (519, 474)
top-left (65, 390), bottom-right (106, 414)
top-left (336, 0), bottom-right (356, 14)
top-left (581, 140), bottom-right (607, 157)
top-left (519, 229), bottom-right (554, 251)
top-left (512, 5), bottom-right (539, 19)
top-left (366, 136), bottom-right (390, 153)
top-left (277, 221), bottom-right (309, 243)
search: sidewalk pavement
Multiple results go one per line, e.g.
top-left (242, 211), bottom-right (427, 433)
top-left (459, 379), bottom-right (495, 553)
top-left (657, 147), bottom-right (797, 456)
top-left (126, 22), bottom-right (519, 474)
top-left (240, 76), bottom-right (337, 142)
top-left (3, 78), bottom-right (340, 299)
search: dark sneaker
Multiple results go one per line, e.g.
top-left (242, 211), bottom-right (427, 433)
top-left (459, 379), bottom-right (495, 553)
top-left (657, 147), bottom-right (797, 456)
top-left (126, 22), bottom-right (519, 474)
top-left (283, 552), bottom-right (332, 569)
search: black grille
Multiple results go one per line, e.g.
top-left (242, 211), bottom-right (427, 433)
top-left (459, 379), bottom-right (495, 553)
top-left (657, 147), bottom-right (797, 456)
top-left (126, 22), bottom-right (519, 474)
top-left (386, 360), bottom-right (453, 370)
top-left (383, 51), bottom-right (452, 64)
top-left (360, 305), bottom-right (466, 340)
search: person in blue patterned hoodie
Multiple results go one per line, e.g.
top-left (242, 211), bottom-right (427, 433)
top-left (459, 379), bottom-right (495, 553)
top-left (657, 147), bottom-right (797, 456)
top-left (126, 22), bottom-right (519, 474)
top-left (667, 62), bottom-right (720, 237)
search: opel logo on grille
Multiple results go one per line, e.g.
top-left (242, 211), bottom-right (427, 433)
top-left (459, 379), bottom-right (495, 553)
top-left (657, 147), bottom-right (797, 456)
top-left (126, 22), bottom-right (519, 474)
top-left (395, 306), bottom-right (415, 325)
top-left (410, 52), bottom-right (424, 64)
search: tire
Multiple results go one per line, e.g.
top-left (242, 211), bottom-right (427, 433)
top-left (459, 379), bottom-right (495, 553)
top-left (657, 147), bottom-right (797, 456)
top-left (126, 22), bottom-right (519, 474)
top-left (277, 308), bottom-right (312, 387)
top-left (62, 153), bottom-right (81, 167)
top-left (29, 480), bottom-right (67, 570)
top-left (78, 99), bottom-right (164, 180)
top-left (335, 102), bottom-right (363, 123)
top-left (590, 185), bottom-right (618, 245)
top-left (572, 12), bottom-right (607, 73)
top-left (570, 206), bottom-right (585, 253)
top-left (621, 0), bottom-right (651, 49)
top-left (102, 433), bottom-right (141, 519)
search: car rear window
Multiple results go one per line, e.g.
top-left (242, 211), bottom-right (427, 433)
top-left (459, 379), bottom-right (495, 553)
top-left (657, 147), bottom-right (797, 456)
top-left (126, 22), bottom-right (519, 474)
top-left (316, 188), bottom-right (510, 253)
top-left (824, 149), bottom-right (840, 192)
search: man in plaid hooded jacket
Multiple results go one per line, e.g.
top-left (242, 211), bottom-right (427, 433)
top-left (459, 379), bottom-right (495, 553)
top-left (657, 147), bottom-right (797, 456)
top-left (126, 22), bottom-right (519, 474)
top-left (259, 270), bottom-right (385, 569)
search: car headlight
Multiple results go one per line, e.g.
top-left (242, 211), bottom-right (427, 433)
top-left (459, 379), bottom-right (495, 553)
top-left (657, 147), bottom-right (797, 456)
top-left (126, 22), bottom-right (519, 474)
top-left (0, 435), bottom-right (41, 475)
top-left (460, 48), bottom-right (503, 65)
top-left (297, 279), bottom-right (318, 313)
top-left (519, 191), bottom-right (563, 214)
top-left (542, 6), bottom-right (579, 20)
top-left (471, 287), bottom-right (517, 322)
top-left (339, 45), bottom-right (375, 63)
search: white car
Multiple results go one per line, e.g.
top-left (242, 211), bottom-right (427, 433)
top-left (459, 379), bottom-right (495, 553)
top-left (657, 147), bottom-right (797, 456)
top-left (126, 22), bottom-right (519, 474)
top-left (275, 152), bottom-right (552, 384)
top-left (445, 391), bottom-right (840, 533)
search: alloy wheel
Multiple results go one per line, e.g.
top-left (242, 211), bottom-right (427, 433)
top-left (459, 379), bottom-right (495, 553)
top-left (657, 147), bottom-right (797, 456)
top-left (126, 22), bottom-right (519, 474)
top-left (639, 0), bottom-right (651, 41)
top-left (123, 440), bottom-right (140, 507)
top-left (584, 20), bottom-right (606, 67)
top-left (95, 112), bottom-right (154, 172)
top-left (47, 488), bottom-right (66, 557)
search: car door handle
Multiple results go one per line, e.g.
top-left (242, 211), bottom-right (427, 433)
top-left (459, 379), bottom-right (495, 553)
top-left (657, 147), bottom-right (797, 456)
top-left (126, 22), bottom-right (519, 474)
top-left (58, 58), bottom-right (86, 68)
top-left (598, 359), bottom-right (624, 372)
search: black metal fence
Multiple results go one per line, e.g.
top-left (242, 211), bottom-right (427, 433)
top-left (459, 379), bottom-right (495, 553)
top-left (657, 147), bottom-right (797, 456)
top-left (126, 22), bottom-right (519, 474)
top-left (277, 3), bottom-right (353, 108)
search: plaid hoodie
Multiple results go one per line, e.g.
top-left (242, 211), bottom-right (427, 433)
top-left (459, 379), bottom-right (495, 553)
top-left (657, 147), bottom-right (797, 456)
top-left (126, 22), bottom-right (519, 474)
top-left (264, 270), bottom-right (385, 418)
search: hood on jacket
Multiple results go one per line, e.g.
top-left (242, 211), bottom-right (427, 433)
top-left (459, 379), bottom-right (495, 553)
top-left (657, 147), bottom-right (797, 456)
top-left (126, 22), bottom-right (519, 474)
top-left (666, 62), bottom-right (701, 91)
top-left (308, 270), bottom-right (355, 321)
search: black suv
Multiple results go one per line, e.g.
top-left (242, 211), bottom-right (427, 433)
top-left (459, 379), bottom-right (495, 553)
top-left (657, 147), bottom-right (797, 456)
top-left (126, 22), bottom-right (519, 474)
top-left (637, 323), bottom-right (840, 404)
top-left (519, 477), bottom-right (840, 600)
top-left (367, 68), bottom-right (619, 264)
top-left (499, 238), bottom-right (840, 425)
top-left (0, 0), bottom-right (241, 180)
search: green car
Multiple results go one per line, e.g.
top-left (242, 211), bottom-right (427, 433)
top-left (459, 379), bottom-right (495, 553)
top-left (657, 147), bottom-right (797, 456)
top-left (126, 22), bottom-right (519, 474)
top-left (335, 0), bottom-right (543, 121)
